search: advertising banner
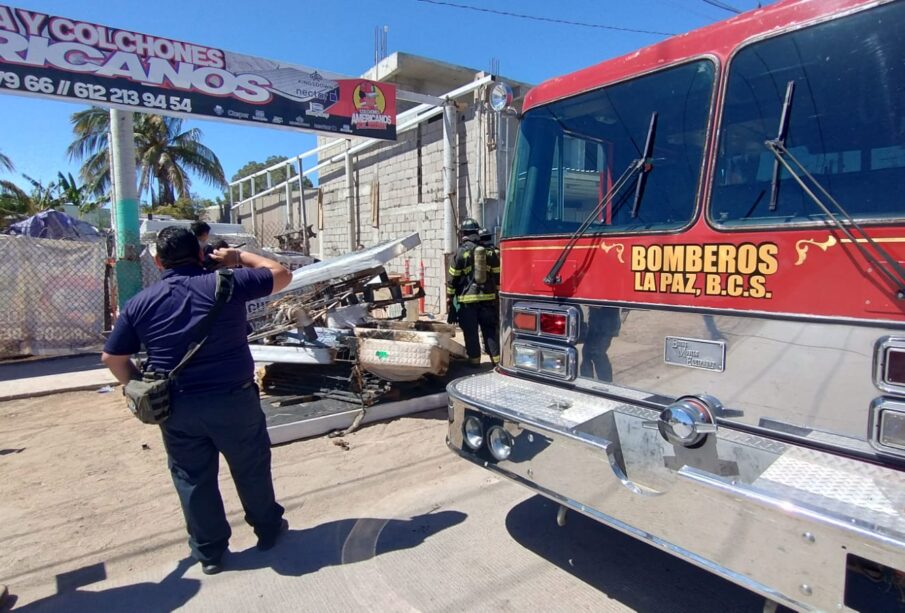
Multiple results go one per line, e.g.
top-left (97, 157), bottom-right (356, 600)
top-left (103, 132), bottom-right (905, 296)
top-left (0, 5), bottom-right (397, 140)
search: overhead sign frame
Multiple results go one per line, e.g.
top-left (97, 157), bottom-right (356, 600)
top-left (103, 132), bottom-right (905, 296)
top-left (0, 4), bottom-right (397, 140)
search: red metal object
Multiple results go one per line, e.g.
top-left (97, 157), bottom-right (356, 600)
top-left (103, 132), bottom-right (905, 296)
top-left (504, 0), bottom-right (903, 324)
top-left (523, 0), bottom-right (868, 113)
top-left (419, 260), bottom-right (426, 314)
top-left (402, 258), bottom-right (412, 296)
top-left (501, 223), bottom-right (905, 321)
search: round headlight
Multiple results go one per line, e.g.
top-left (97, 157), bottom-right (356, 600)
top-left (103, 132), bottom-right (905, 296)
top-left (488, 82), bottom-right (513, 112)
top-left (463, 416), bottom-right (484, 450)
top-left (487, 426), bottom-right (513, 461)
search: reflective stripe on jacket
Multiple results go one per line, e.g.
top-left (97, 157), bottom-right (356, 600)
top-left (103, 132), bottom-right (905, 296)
top-left (446, 239), bottom-right (501, 303)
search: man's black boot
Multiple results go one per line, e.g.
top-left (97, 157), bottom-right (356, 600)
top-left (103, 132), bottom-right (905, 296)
top-left (257, 519), bottom-right (289, 552)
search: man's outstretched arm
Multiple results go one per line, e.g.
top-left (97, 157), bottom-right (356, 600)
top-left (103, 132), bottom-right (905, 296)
top-left (101, 352), bottom-right (141, 386)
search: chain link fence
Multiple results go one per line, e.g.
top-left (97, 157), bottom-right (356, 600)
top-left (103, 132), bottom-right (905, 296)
top-left (0, 234), bottom-right (109, 359)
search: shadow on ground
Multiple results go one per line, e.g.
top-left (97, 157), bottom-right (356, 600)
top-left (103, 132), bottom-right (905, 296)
top-left (228, 509), bottom-right (466, 575)
top-left (505, 495), bottom-right (765, 613)
top-left (9, 558), bottom-right (199, 613)
top-left (8, 510), bottom-right (465, 612)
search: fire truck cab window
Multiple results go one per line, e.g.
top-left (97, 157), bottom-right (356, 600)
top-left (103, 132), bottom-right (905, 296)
top-left (711, 1), bottom-right (905, 227)
top-left (503, 60), bottom-right (714, 238)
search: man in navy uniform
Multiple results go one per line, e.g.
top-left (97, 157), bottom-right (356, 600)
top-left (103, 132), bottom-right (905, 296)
top-left (102, 226), bottom-right (292, 575)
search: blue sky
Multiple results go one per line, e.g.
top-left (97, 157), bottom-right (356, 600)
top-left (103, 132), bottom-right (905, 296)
top-left (0, 0), bottom-right (766, 200)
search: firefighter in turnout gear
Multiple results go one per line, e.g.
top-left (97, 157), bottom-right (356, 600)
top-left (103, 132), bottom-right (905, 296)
top-left (447, 219), bottom-right (501, 366)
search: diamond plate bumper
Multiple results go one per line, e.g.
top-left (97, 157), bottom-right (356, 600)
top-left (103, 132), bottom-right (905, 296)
top-left (447, 371), bottom-right (905, 612)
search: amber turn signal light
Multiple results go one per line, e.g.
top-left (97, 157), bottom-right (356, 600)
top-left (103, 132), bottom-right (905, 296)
top-left (513, 310), bottom-right (538, 333)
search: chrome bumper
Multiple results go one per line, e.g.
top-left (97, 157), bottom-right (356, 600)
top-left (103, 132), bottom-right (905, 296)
top-left (447, 371), bottom-right (905, 612)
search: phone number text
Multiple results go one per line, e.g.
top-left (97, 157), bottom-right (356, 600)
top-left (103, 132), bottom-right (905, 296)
top-left (0, 72), bottom-right (192, 112)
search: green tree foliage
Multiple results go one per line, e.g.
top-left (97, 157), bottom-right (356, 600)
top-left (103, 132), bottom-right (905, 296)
top-left (231, 155), bottom-right (313, 194)
top-left (57, 172), bottom-right (106, 213)
top-left (0, 172), bottom-right (106, 218)
top-left (68, 107), bottom-right (227, 207)
top-left (143, 194), bottom-right (216, 220)
top-left (0, 150), bottom-right (21, 201)
top-left (0, 174), bottom-right (60, 217)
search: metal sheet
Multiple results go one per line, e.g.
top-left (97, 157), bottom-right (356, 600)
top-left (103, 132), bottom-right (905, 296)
top-left (267, 391), bottom-right (447, 444)
top-left (249, 343), bottom-right (335, 364)
top-left (283, 233), bottom-right (421, 293)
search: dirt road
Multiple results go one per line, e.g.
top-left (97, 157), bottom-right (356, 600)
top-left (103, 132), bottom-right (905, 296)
top-left (0, 390), bottom-right (763, 612)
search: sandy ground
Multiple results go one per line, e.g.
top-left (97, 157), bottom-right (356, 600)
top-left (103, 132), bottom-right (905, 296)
top-left (0, 389), bottom-right (764, 612)
top-left (0, 390), bottom-right (461, 608)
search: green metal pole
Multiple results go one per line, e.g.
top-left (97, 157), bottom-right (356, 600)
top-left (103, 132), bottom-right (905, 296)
top-left (110, 109), bottom-right (142, 308)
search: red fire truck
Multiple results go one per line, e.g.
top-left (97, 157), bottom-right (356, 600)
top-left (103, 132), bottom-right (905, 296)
top-left (447, 0), bottom-right (905, 610)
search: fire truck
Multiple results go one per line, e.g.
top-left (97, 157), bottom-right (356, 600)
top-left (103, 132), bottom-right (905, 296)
top-left (446, 0), bottom-right (905, 610)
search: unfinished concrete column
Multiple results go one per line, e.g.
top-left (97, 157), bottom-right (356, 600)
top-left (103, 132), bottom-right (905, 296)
top-left (345, 141), bottom-right (356, 251)
top-left (284, 161), bottom-right (293, 230)
top-left (296, 157), bottom-right (310, 256)
top-left (443, 101), bottom-right (458, 255)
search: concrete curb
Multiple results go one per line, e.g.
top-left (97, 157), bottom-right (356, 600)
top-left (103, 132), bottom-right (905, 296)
top-left (0, 381), bottom-right (119, 402)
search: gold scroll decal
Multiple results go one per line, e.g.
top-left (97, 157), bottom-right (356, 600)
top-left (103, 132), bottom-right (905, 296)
top-left (794, 236), bottom-right (838, 266)
top-left (794, 235), bottom-right (905, 265)
top-left (599, 241), bottom-right (625, 263)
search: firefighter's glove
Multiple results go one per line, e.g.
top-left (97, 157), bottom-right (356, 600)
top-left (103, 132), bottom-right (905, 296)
top-left (446, 300), bottom-right (458, 324)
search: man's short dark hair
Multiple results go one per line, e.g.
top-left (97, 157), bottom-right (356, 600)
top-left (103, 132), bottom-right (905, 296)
top-left (190, 221), bottom-right (211, 238)
top-left (156, 226), bottom-right (201, 268)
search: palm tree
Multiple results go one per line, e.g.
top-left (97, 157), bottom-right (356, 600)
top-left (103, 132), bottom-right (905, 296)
top-left (0, 174), bottom-right (60, 217)
top-left (67, 107), bottom-right (227, 207)
top-left (58, 172), bottom-right (105, 213)
top-left (0, 151), bottom-right (13, 173)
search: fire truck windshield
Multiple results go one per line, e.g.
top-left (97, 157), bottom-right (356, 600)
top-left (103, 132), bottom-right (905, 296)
top-left (503, 60), bottom-right (714, 238)
top-left (711, 0), bottom-right (905, 228)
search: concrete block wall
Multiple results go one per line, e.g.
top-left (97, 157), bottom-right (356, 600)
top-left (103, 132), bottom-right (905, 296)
top-left (235, 187), bottom-right (319, 253)
top-left (278, 97), bottom-right (519, 315)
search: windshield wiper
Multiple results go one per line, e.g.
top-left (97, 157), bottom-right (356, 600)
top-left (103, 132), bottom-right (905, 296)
top-left (631, 112), bottom-right (658, 218)
top-left (768, 80), bottom-right (795, 212)
top-left (544, 112), bottom-right (657, 286)
top-left (764, 139), bottom-right (905, 299)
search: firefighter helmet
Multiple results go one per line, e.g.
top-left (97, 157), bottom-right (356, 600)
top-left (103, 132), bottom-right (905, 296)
top-left (460, 218), bottom-right (480, 234)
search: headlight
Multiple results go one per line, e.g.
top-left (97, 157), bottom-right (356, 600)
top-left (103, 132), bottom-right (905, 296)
top-left (540, 348), bottom-right (569, 377)
top-left (513, 343), bottom-right (539, 370)
top-left (463, 416), bottom-right (484, 450)
top-left (488, 82), bottom-right (513, 112)
top-left (487, 426), bottom-right (513, 461)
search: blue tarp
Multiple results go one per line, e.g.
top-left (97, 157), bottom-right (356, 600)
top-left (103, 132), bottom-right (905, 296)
top-left (6, 209), bottom-right (103, 240)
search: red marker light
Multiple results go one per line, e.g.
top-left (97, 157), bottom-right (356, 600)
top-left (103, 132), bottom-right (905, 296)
top-left (540, 312), bottom-right (567, 336)
top-left (513, 311), bottom-right (538, 333)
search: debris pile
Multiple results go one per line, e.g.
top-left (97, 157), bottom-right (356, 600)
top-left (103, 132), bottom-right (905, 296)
top-left (247, 233), bottom-right (466, 413)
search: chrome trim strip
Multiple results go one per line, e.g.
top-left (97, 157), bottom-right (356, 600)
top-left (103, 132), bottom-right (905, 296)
top-left (499, 291), bottom-right (905, 329)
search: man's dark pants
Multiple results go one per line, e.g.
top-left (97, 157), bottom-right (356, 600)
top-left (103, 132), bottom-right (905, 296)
top-left (459, 301), bottom-right (500, 364)
top-left (160, 384), bottom-right (284, 564)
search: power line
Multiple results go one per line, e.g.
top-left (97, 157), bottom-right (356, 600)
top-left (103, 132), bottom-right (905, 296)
top-left (413, 0), bottom-right (675, 36)
top-left (702, 0), bottom-right (743, 14)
